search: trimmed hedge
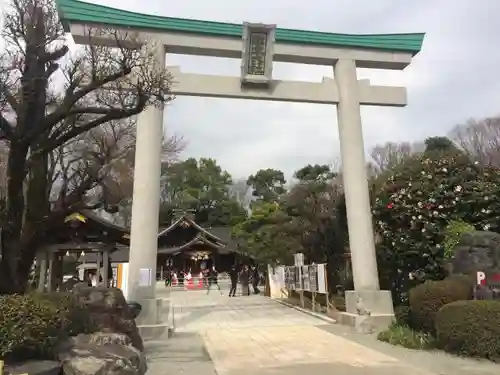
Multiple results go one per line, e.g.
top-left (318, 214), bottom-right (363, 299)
top-left (0, 292), bottom-right (94, 361)
top-left (409, 276), bottom-right (473, 334)
top-left (435, 300), bottom-right (500, 360)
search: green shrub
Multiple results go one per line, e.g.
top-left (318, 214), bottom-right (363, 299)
top-left (378, 323), bottom-right (436, 350)
top-left (435, 300), bottom-right (500, 360)
top-left (0, 292), bottom-right (94, 361)
top-left (409, 277), bottom-right (472, 334)
top-left (394, 305), bottom-right (411, 326)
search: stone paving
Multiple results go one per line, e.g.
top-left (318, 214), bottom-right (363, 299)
top-left (147, 283), bottom-right (500, 375)
top-left (145, 332), bottom-right (218, 375)
top-left (170, 283), bottom-right (323, 332)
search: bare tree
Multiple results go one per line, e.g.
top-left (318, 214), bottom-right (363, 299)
top-left (0, 142), bottom-right (8, 200)
top-left (369, 141), bottom-right (422, 174)
top-left (0, 0), bottom-right (174, 293)
top-left (108, 127), bottom-right (186, 226)
top-left (450, 116), bottom-right (500, 166)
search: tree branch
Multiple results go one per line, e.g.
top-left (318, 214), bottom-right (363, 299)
top-left (28, 96), bottom-right (147, 161)
top-left (25, 68), bottom-right (132, 144)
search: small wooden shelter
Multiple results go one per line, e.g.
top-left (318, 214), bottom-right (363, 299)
top-left (36, 211), bottom-right (129, 291)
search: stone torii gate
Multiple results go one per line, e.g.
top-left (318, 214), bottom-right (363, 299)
top-left (56, 0), bottom-right (424, 327)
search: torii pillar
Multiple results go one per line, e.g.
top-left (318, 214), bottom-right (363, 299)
top-left (126, 44), bottom-right (166, 326)
top-left (335, 58), bottom-right (394, 327)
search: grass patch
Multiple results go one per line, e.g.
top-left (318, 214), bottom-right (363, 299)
top-left (378, 323), bottom-right (436, 350)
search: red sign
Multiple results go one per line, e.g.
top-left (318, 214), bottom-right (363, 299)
top-left (476, 271), bottom-right (500, 285)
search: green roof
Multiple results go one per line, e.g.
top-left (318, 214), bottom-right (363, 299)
top-left (56, 0), bottom-right (424, 55)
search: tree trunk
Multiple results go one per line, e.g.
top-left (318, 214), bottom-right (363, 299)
top-left (16, 148), bottom-right (50, 291)
top-left (0, 143), bottom-right (29, 294)
top-left (0, 145), bottom-right (50, 294)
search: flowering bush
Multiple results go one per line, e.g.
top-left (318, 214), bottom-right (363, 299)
top-left (372, 150), bottom-right (500, 303)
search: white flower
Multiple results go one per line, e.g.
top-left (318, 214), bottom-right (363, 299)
top-left (436, 244), bottom-right (441, 248)
top-left (427, 175), bottom-right (432, 179)
top-left (417, 202), bottom-right (423, 208)
top-left (481, 208), bottom-right (486, 213)
top-left (418, 215), bottom-right (423, 219)
top-left (421, 171), bottom-right (426, 175)
top-left (433, 211), bottom-right (439, 216)
top-left (412, 216), bottom-right (416, 220)
top-left (483, 224), bottom-right (491, 230)
top-left (474, 161), bottom-right (480, 165)
top-left (438, 205), bottom-right (443, 209)
top-left (442, 168), bottom-right (448, 172)
top-left (485, 196), bottom-right (489, 201)
top-left (408, 182), bottom-right (412, 187)
top-left (422, 228), bottom-right (426, 232)
top-left (455, 186), bottom-right (462, 192)
top-left (430, 198), bottom-right (436, 203)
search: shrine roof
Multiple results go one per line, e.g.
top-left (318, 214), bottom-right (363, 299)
top-left (158, 234), bottom-right (230, 256)
top-left (46, 210), bottom-right (130, 246)
top-left (56, 0), bottom-right (424, 55)
top-left (158, 215), bottom-right (225, 244)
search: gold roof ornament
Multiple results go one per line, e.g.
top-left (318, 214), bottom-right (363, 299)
top-left (65, 212), bottom-right (87, 223)
top-left (179, 219), bottom-right (191, 228)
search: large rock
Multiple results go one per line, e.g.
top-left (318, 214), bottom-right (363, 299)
top-left (57, 333), bottom-right (147, 375)
top-left (451, 231), bottom-right (500, 275)
top-left (4, 361), bottom-right (61, 375)
top-left (72, 287), bottom-right (143, 351)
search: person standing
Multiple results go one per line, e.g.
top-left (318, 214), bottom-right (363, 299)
top-left (240, 265), bottom-right (250, 296)
top-left (229, 265), bottom-right (239, 297)
top-left (207, 266), bottom-right (223, 295)
top-left (86, 272), bottom-right (93, 287)
top-left (251, 265), bottom-right (260, 294)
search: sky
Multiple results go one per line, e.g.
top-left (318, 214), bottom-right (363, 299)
top-left (13, 0), bottom-right (500, 180)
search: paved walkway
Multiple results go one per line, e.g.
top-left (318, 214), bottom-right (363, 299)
top-left (170, 286), bottom-right (323, 332)
top-left (146, 284), bottom-right (500, 375)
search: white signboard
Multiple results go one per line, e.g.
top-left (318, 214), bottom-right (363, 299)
top-left (294, 253), bottom-right (304, 266)
top-left (317, 263), bottom-right (327, 294)
top-left (302, 266), bottom-right (310, 291)
top-left (139, 268), bottom-right (152, 287)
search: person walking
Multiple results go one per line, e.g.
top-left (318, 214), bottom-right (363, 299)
top-left (228, 265), bottom-right (239, 297)
top-left (251, 265), bottom-right (260, 294)
top-left (164, 269), bottom-right (172, 287)
top-left (207, 266), bottom-right (223, 295)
